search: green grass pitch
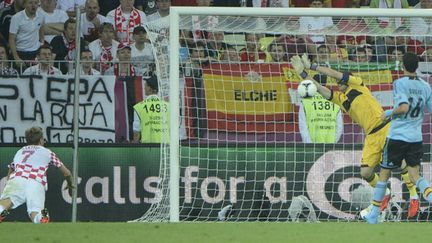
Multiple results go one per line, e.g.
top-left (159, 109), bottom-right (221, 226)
top-left (0, 222), bottom-right (429, 243)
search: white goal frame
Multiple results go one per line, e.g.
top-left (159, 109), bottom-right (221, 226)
top-left (168, 7), bottom-right (432, 223)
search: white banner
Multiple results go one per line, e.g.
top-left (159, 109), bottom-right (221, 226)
top-left (0, 75), bottom-right (116, 143)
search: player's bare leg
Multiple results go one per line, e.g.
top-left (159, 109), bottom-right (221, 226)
top-left (0, 198), bottom-right (13, 223)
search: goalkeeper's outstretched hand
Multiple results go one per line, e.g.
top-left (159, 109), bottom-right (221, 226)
top-left (301, 54), bottom-right (312, 70)
top-left (290, 55), bottom-right (304, 74)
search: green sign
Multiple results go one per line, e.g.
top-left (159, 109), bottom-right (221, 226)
top-left (0, 145), bottom-right (428, 222)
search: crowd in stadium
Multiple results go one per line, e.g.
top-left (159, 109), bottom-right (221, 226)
top-left (0, 0), bottom-right (431, 77)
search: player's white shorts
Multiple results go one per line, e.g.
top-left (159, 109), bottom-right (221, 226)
top-left (0, 177), bottom-right (45, 215)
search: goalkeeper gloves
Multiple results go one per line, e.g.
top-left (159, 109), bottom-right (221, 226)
top-left (290, 55), bottom-right (304, 74)
top-left (301, 54), bottom-right (318, 71)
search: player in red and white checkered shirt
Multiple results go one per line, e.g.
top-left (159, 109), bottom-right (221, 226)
top-left (0, 127), bottom-right (74, 223)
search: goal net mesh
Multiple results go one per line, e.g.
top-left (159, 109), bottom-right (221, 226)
top-left (134, 10), bottom-right (432, 222)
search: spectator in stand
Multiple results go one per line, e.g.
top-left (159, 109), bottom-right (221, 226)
top-left (207, 31), bottom-right (231, 61)
top-left (213, 0), bottom-right (240, 6)
top-left (106, 0), bottom-right (148, 45)
top-left (368, 0), bottom-right (409, 32)
top-left (105, 43), bottom-right (136, 76)
top-left (410, 0), bottom-right (432, 43)
top-left (192, 0), bottom-right (218, 41)
top-left (146, 0), bottom-right (170, 37)
top-left (0, 0), bottom-right (14, 8)
top-left (312, 45), bottom-right (331, 66)
top-left (221, 46), bottom-right (240, 62)
top-left (136, 0), bottom-right (158, 15)
top-left (74, 49), bottom-right (100, 75)
top-left (172, 0), bottom-right (197, 6)
top-left (88, 23), bottom-right (119, 74)
top-left (37, 0), bottom-right (69, 44)
top-left (196, 0), bottom-right (211, 6)
top-left (367, 0), bottom-right (409, 62)
top-left (0, 44), bottom-right (18, 75)
top-left (147, 0), bottom-right (170, 22)
top-left (336, 4), bottom-right (368, 53)
top-left (325, 35), bottom-right (348, 62)
top-left (0, 0), bottom-right (25, 46)
top-left (239, 33), bottom-right (266, 62)
top-left (386, 28), bottom-right (425, 56)
top-left (80, 0), bottom-right (109, 44)
top-left (422, 45), bottom-right (432, 62)
top-left (9, 0), bottom-right (45, 69)
top-left (23, 44), bottom-right (62, 75)
top-left (247, 0), bottom-right (289, 7)
top-left (275, 34), bottom-right (308, 60)
top-left (362, 44), bottom-right (376, 62)
top-left (98, 0), bottom-right (119, 16)
top-left (298, 0), bottom-right (333, 53)
top-left (131, 26), bottom-right (155, 77)
top-left (190, 41), bottom-right (208, 68)
top-left (292, 0), bottom-right (336, 6)
top-left (50, 18), bottom-right (85, 74)
top-left (266, 41), bottom-right (287, 62)
top-left (56, 0), bottom-right (85, 18)
top-left (388, 45), bottom-right (405, 63)
top-left (349, 47), bottom-right (370, 63)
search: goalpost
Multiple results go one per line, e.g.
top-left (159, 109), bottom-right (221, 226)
top-left (134, 7), bottom-right (432, 223)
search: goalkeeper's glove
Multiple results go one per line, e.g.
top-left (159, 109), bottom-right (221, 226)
top-left (291, 55), bottom-right (304, 74)
top-left (301, 53), bottom-right (318, 71)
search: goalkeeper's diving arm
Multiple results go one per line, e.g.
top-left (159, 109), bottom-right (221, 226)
top-left (315, 66), bottom-right (343, 81)
top-left (315, 66), bottom-right (362, 86)
top-left (306, 74), bottom-right (332, 100)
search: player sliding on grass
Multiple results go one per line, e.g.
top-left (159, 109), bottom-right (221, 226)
top-left (290, 54), bottom-right (419, 218)
top-left (365, 53), bottom-right (432, 224)
top-left (0, 126), bottom-right (74, 223)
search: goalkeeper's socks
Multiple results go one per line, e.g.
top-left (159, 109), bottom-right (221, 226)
top-left (371, 181), bottom-right (387, 210)
top-left (416, 177), bottom-right (432, 202)
top-left (366, 173), bottom-right (379, 188)
top-left (401, 171), bottom-right (419, 199)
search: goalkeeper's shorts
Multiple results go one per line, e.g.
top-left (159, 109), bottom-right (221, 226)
top-left (361, 122), bottom-right (390, 167)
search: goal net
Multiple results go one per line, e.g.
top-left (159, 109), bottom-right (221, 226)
top-left (134, 7), bottom-right (432, 222)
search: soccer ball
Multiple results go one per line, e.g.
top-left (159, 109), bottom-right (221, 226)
top-left (297, 80), bottom-right (317, 98)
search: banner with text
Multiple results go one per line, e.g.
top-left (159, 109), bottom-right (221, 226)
top-left (203, 63), bottom-right (295, 133)
top-left (0, 76), bottom-right (116, 143)
top-left (1, 146), bottom-right (431, 222)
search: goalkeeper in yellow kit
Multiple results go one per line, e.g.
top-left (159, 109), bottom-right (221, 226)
top-left (291, 54), bottom-right (419, 218)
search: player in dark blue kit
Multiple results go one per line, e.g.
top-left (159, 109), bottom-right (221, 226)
top-left (365, 52), bottom-right (432, 224)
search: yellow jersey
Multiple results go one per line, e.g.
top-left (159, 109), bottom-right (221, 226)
top-left (330, 75), bottom-right (383, 134)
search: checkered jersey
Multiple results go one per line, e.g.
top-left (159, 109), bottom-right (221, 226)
top-left (8, 145), bottom-right (64, 191)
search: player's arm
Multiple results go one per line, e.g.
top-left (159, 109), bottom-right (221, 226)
top-left (132, 110), bottom-right (141, 143)
top-left (309, 75), bottom-right (332, 99)
top-left (300, 54), bottom-right (363, 86)
top-left (6, 167), bottom-right (13, 180)
top-left (59, 165), bottom-right (75, 191)
top-left (381, 81), bottom-right (409, 120)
